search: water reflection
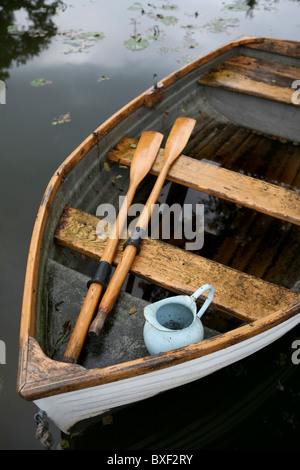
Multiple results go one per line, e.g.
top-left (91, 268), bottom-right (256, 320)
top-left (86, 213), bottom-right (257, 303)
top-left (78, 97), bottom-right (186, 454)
top-left (0, 0), bottom-right (65, 80)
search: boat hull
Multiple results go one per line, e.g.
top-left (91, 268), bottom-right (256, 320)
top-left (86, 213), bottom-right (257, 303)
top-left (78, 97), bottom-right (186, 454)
top-left (34, 311), bottom-right (300, 434)
top-left (17, 36), bottom-right (300, 437)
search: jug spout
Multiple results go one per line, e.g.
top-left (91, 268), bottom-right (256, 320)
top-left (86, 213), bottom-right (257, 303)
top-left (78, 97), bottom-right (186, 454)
top-left (144, 304), bottom-right (165, 331)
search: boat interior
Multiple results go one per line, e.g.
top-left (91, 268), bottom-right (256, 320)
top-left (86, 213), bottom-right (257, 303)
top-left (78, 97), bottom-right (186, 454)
top-left (37, 39), bottom-right (300, 370)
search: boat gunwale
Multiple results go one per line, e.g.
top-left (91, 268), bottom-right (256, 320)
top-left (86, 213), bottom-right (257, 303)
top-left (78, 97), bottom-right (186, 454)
top-left (17, 35), bottom-right (300, 401)
top-left (19, 299), bottom-right (300, 401)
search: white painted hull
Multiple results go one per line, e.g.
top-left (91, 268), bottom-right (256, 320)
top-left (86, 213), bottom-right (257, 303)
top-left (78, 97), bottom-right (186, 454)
top-left (34, 312), bottom-right (300, 434)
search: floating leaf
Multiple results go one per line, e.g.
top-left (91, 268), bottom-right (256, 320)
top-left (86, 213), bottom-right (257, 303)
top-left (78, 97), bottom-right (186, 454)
top-left (51, 112), bottom-right (71, 125)
top-left (76, 32), bottom-right (105, 42)
top-left (160, 15), bottom-right (178, 25)
top-left (104, 162), bottom-right (111, 171)
top-left (7, 24), bottom-right (18, 31)
top-left (63, 112), bottom-right (71, 122)
top-left (178, 55), bottom-right (194, 64)
top-left (30, 78), bottom-right (52, 87)
top-left (124, 36), bottom-right (150, 51)
top-left (224, 2), bottom-right (250, 11)
top-left (157, 46), bottom-right (180, 54)
top-left (202, 17), bottom-right (239, 33)
top-left (128, 3), bottom-right (143, 10)
top-left (161, 2), bottom-right (178, 10)
top-left (181, 23), bottom-right (199, 30)
top-left (60, 30), bottom-right (105, 54)
top-left (28, 28), bottom-right (48, 37)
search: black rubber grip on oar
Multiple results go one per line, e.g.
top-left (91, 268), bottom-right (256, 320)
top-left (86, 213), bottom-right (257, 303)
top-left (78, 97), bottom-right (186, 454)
top-left (123, 227), bottom-right (145, 255)
top-left (87, 261), bottom-right (111, 289)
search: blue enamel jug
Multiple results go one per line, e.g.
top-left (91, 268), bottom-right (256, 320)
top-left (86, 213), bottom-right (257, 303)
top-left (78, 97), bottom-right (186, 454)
top-left (143, 284), bottom-right (214, 355)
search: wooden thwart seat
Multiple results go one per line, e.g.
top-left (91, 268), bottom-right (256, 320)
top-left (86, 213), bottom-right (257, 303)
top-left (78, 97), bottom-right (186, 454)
top-left (198, 54), bottom-right (300, 106)
top-left (245, 39), bottom-right (300, 59)
top-left (54, 206), bottom-right (299, 323)
top-left (108, 137), bottom-right (300, 226)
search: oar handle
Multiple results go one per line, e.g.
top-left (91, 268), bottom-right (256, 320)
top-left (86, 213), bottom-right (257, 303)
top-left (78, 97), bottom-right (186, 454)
top-left (63, 282), bottom-right (103, 363)
top-left (88, 165), bottom-right (171, 337)
top-left (89, 245), bottom-right (137, 335)
top-left (62, 186), bottom-right (136, 363)
top-left (62, 131), bottom-right (163, 363)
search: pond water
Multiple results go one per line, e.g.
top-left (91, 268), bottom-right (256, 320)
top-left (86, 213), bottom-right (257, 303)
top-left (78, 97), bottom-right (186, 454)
top-left (0, 0), bottom-right (300, 451)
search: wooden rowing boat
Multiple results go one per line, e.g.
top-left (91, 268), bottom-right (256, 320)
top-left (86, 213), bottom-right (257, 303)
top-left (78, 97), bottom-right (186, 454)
top-left (17, 36), bottom-right (300, 436)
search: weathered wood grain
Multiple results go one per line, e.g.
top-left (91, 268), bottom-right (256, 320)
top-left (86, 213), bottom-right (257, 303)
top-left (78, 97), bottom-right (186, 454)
top-left (246, 38), bottom-right (300, 58)
top-left (198, 54), bottom-right (300, 105)
top-left (54, 206), bottom-right (299, 323)
top-left (108, 137), bottom-right (300, 225)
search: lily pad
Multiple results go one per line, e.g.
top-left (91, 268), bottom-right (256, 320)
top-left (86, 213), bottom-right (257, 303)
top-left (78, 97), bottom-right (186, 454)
top-left (128, 3), bottom-right (143, 10)
top-left (157, 46), bottom-right (180, 54)
top-left (161, 2), bottom-right (178, 10)
top-left (202, 17), bottom-right (239, 33)
top-left (60, 30), bottom-right (105, 54)
top-left (160, 15), bottom-right (178, 25)
top-left (124, 36), bottom-right (150, 51)
top-left (30, 78), bottom-right (52, 87)
top-left (224, 1), bottom-right (250, 11)
top-left (75, 32), bottom-right (105, 42)
top-left (179, 55), bottom-right (195, 64)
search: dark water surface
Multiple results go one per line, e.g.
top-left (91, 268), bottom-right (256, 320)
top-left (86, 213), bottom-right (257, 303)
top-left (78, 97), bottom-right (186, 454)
top-left (0, 0), bottom-right (300, 451)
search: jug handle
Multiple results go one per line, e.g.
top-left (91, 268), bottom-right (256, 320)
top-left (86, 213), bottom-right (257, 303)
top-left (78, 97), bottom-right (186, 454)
top-left (191, 284), bottom-right (214, 319)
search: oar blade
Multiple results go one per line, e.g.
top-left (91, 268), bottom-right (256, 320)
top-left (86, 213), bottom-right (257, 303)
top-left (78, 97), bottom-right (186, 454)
top-left (164, 117), bottom-right (196, 164)
top-left (88, 117), bottom-right (197, 337)
top-left (130, 131), bottom-right (163, 186)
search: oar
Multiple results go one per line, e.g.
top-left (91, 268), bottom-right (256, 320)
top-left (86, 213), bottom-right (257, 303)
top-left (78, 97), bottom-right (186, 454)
top-left (63, 130), bottom-right (163, 363)
top-left (89, 117), bottom-right (196, 337)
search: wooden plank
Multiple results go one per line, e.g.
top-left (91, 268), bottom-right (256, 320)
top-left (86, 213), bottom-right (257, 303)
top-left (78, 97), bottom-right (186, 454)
top-left (246, 39), bottom-right (300, 59)
top-left (198, 55), bottom-right (300, 105)
top-left (108, 137), bottom-right (300, 226)
top-left (54, 206), bottom-right (300, 323)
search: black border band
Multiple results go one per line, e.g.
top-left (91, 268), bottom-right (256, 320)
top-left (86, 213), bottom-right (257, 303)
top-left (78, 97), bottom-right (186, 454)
top-left (87, 260), bottom-right (111, 289)
top-left (123, 226), bottom-right (145, 255)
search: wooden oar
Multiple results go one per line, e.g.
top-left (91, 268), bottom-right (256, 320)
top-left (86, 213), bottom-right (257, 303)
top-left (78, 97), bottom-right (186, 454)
top-left (63, 131), bottom-right (163, 363)
top-left (89, 117), bottom-right (196, 337)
